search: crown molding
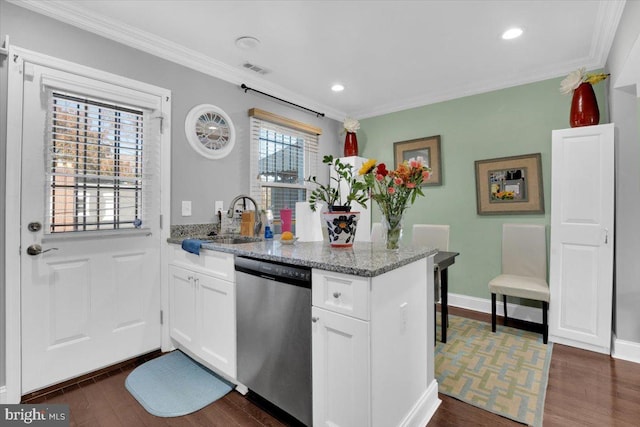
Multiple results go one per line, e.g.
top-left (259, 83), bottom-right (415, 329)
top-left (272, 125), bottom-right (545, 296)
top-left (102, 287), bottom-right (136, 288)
top-left (351, 1), bottom-right (626, 119)
top-left (591, 0), bottom-right (627, 65)
top-left (7, 0), bottom-right (346, 121)
top-left (7, 0), bottom-right (625, 121)
top-left (353, 55), bottom-right (600, 119)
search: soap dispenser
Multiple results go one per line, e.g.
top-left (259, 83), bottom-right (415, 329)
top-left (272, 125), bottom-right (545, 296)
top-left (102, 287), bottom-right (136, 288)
top-left (264, 209), bottom-right (274, 239)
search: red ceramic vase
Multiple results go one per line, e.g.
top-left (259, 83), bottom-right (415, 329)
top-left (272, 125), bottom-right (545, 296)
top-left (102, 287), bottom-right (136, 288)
top-left (570, 82), bottom-right (599, 127)
top-left (344, 132), bottom-right (358, 157)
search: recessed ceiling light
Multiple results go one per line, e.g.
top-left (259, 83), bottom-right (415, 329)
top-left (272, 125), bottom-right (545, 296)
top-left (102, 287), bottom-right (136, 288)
top-left (235, 36), bottom-right (260, 50)
top-left (502, 27), bottom-right (523, 40)
top-left (331, 84), bottom-right (345, 92)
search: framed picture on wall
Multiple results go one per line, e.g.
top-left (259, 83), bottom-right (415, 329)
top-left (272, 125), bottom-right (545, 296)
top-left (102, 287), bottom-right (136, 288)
top-left (393, 135), bottom-right (442, 186)
top-left (474, 153), bottom-right (544, 215)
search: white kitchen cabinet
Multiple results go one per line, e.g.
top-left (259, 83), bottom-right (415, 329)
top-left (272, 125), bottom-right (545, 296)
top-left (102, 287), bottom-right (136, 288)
top-left (312, 306), bottom-right (370, 427)
top-left (169, 265), bottom-right (197, 347)
top-left (312, 255), bottom-right (439, 427)
top-left (549, 123), bottom-right (614, 354)
top-left (169, 248), bottom-right (237, 378)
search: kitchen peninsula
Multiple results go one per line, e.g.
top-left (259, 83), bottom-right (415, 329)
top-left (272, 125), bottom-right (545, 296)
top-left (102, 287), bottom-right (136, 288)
top-left (166, 237), bottom-right (440, 427)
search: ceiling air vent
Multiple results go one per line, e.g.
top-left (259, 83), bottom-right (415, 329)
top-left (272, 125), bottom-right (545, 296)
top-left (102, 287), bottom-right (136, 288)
top-left (242, 62), bottom-right (270, 75)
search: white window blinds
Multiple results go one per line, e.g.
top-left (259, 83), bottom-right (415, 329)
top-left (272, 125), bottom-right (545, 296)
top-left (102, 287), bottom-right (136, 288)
top-left (46, 91), bottom-right (153, 233)
top-left (249, 115), bottom-right (319, 222)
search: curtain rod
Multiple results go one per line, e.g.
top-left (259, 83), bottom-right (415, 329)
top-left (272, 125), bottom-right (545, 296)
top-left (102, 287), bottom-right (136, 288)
top-left (240, 84), bottom-right (325, 118)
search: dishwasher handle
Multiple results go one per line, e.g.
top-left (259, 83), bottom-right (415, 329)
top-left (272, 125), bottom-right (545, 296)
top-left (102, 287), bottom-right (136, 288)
top-left (235, 256), bottom-right (312, 288)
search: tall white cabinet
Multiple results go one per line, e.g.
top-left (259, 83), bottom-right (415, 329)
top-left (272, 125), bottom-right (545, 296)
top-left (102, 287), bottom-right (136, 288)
top-left (549, 123), bottom-right (614, 354)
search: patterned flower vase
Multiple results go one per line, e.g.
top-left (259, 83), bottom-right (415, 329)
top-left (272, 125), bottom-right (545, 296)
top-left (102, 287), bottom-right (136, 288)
top-left (381, 212), bottom-right (403, 250)
top-left (570, 82), bottom-right (600, 127)
top-left (322, 211), bottom-right (360, 247)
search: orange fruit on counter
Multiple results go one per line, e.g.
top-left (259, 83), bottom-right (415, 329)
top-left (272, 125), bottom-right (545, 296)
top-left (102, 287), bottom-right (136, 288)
top-left (281, 231), bottom-right (294, 241)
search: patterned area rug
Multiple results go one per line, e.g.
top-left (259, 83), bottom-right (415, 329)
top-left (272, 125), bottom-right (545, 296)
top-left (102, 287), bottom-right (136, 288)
top-left (435, 315), bottom-right (552, 427)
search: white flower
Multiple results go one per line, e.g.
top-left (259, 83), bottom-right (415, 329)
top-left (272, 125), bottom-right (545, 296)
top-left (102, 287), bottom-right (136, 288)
top-left (343, 117), bottom-right (360, 133)
top-left (560, 67), bottom-right (585, 94)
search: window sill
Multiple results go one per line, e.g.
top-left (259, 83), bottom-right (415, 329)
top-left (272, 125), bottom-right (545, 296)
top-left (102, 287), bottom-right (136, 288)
top-left (42, 228), bottom-right (152, 243)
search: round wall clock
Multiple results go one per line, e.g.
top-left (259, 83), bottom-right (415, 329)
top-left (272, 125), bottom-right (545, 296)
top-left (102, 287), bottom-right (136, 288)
top-left (184, 104), bottom-right (236, 159)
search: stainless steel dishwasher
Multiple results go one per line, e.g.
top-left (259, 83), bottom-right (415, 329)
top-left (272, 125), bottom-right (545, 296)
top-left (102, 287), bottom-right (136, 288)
top-left (235, 256), bottom-right (312, 426)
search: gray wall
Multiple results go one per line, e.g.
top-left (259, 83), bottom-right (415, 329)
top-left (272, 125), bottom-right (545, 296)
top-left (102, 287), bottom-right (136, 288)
top-left (606, 0), bottom-right (640, 343)
top-left (0, 0), bottom-right (340, 388)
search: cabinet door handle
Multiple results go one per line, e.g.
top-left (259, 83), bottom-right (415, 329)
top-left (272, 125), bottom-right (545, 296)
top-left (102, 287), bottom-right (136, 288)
top-left (333, 292), bottom-right (341, 298)
top-left (188, 275), bottom-right (194, 281)
top-left (311, 316), bottom-right (319, 323)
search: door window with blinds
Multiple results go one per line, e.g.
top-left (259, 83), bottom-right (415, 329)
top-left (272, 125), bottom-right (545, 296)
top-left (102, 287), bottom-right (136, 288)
top-left (46, 91), bottom-right (149, 233)
top-left (249, 110), bottom-right (320, 227)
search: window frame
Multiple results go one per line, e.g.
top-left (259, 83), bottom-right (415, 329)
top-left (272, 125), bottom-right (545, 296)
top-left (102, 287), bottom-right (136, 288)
top-left (46, 91), bottom-right (147, 234)
top-left (37, 66), bottom-right (165, 237)
top-left (249, 109), bottom-right (322, 223)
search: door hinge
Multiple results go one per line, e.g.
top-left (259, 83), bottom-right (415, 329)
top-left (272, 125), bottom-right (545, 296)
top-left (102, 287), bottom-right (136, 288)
top-left (160, 214), bottom-right (163, 229)
top-left (160, 310), bottom-right (164, 325)
top-left (154, 115), bottom-right (164, 134)
top-left (24, 62), bottom-right (35, 78)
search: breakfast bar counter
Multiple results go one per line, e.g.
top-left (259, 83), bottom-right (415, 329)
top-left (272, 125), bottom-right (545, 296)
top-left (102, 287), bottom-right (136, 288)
top-left (167, 237), bottom-right (437, 277)
top-left (166, 237), bottom-right (441, 426)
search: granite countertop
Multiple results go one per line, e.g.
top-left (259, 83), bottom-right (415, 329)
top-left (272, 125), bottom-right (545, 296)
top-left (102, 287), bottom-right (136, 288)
top-left (168, 236), bottom-right (436, 277)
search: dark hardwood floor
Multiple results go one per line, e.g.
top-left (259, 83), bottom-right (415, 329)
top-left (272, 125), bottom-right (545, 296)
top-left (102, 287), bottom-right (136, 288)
top-left (23, 306), bottom-right (640, 426)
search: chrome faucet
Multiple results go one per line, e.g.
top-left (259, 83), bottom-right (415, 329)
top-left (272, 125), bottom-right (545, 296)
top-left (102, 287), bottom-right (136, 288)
top-left (227, 194), bottom-right (263, 236)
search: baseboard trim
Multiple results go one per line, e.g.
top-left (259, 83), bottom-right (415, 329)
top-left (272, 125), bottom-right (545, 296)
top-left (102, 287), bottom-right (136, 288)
top-left (549, 334), bottom-right (610, 355)
top-left (612, 334), bottom-right (640, 364)
top-left (21, 349), bottom-right (162, 403)
top-left (0, 386), bottom-right (6, 404)
top-left (450, 294), bottom-right (640, 361)
top-left (448, 293), bottom-right (543, 323)
top-left (398, 379), bottom-right (441, 427)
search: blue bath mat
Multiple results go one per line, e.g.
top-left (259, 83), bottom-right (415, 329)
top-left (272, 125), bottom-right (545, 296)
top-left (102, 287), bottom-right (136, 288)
top-left (125, 350), bottom-right (233, 417)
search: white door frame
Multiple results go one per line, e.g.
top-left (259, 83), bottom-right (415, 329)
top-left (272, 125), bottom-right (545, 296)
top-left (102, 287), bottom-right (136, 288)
top-left (4, 46), bottom-right (172, 403)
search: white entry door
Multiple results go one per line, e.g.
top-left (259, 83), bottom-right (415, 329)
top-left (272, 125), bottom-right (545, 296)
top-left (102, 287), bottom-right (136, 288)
top-left (549, 123), bottom-right (614, 354)
top-left (18, 59), bottom-right (167, 394)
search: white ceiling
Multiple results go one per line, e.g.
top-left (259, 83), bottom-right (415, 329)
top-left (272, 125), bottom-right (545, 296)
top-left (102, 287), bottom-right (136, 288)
top-left (10, 0), bottom-right (626, 120)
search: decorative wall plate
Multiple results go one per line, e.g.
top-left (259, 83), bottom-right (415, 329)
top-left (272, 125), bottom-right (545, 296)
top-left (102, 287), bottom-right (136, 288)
top-left (184, 104), bottom-right (236, 159)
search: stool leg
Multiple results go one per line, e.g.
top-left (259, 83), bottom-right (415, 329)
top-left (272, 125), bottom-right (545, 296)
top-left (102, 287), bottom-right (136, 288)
top-left (503, 295), bottom-right (508, 327)
top-left (542, 301), bottom-right (549, 344)
top-left (491, 293), bottom-right (497, 333)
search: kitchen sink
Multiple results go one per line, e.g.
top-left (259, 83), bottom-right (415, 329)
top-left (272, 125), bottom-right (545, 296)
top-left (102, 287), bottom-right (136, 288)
top-left (180, 234), bottom-right (263, 245)
top-left (210, 236), bottom-right (263, 245)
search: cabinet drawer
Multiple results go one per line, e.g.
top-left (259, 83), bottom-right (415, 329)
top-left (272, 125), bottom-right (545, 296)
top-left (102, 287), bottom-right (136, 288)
top-left (312, 269), bottom-right (370, 321)
top-left (171, 245), bottom-right (234, 281)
